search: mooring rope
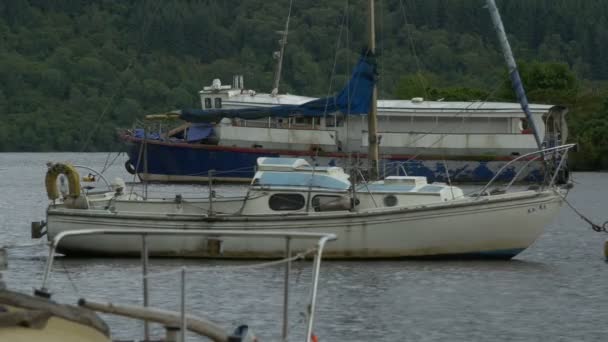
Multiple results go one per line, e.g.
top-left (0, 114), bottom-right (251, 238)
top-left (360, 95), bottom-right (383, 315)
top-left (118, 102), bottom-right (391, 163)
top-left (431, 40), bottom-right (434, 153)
top-left (1, 241), bottom-right (47, 249)
top-left (557, 190), bottom-right (608, 233)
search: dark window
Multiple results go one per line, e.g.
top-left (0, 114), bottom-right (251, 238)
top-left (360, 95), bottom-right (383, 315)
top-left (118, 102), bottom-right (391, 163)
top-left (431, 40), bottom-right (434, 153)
top-left (204, 98), bottom-right (212, 109)
top-left (269, 194), bottom-right (305, 211)
top-left (214, 97), bottom-right (222, 108)
top-left (325, 115), bottom-right (344, 127)
top-left (312, 195), bottom-right (344, 211)
top-left (383, 195), bottom-right (398, 207)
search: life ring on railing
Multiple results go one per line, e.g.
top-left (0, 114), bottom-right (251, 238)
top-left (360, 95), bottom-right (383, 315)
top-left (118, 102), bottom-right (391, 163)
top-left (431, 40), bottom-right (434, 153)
top-left (45, 163), bottom-right (81, 200)
top-left (124, 159), bottom-right (136, 175)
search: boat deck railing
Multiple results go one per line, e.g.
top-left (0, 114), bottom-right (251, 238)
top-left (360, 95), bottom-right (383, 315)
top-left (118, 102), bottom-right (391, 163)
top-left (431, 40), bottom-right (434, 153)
top-left (377, 144), bottom-right (575, 193)
top-left (36, 229), bottom-right (336, 342)
top-left (477, 143), bottom-right (575, 196)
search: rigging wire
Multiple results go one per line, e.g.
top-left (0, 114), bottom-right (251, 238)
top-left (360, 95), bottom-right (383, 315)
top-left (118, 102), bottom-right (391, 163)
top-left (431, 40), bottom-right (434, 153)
top-left (79, 0), bottom-right (165, 153)
top-left (59, 260), bottom-right (81, 298)
top-left (355, 0), bottom-right (510, 176)
top-left (398, 0), bottom-right (430, 99)
top-left (271, 0), bottom-right (295, 94)
top-left (322, 2), bottom-right (349, 118)
top-left (100, 151), bottom-right (125, 174)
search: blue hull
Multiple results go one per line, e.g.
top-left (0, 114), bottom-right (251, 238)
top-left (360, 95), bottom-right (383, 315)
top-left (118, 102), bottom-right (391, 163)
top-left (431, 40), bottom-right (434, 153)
top-left (125, 139), bottom-right (545, 183)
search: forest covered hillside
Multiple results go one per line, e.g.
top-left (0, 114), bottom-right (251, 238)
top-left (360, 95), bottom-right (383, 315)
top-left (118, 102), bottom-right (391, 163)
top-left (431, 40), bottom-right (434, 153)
top-left (0, 0), bottom-right (607, 169)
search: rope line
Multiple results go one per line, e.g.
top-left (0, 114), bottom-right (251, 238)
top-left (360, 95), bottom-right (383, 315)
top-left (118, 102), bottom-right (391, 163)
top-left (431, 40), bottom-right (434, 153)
top-left (100, 152), bottom-right (124, 174)
top-left (142, 247), bottom-right (317, 280)
top-left (557, 190), bottom-right (608, 233)
top-left (2, 241), bottom-right (47, 249)
top-left (59, 260), bottom-right (81, 298)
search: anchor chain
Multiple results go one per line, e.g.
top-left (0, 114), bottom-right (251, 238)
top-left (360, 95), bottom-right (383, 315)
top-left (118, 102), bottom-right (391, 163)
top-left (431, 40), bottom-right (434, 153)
top-left (559, 192), bottom-right (608, 233)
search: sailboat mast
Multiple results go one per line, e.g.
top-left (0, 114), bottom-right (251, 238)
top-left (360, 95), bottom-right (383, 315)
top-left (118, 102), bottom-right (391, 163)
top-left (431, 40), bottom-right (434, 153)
top-left (367, 0), bottom-right (379, 180)
top-left (485, 0), bottom-right (543, 150)
top-left (271, 0), bottom-right (294, 95)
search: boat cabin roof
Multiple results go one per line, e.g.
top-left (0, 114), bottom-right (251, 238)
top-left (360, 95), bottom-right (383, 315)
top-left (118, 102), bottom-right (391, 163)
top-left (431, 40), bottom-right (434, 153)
top-left (252, 158), bottom-right (350, 191)
top-left (257, 157), bottom-right (311, 171)
top-left (357, 176), bottom-right (448, 194)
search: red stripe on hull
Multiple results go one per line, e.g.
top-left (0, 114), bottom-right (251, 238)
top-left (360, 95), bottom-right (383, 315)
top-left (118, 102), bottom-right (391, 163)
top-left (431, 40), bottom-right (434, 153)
top-left (120, 134), bottom-right (536, 162)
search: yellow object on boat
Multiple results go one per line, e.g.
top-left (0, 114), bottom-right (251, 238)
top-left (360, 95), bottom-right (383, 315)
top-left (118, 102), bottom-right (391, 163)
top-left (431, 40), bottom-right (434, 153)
top-left (0, 290), bottom-right (110, 342)
top-left (45, 163), bottom-right (81, 200)
top-left (82, 175), bottom-right (96, 182)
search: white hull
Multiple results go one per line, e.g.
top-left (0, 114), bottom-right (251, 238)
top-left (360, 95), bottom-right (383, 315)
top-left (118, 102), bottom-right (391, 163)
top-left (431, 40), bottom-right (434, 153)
top-left (46, 190), bottom-right (562, 259)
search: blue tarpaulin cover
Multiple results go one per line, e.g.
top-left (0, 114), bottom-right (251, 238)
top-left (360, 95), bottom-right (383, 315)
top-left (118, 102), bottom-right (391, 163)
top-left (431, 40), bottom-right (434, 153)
top-left (186, 124), bottom-right (214, 142)
top-left (178, 51), bottom-right (377, 123)
top-left (134, 129), bottom-right (161, 140)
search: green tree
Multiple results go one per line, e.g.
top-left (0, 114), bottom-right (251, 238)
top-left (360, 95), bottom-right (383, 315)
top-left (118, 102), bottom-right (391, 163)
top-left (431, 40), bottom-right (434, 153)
top-left (499, 61), bottom-right (578, 104)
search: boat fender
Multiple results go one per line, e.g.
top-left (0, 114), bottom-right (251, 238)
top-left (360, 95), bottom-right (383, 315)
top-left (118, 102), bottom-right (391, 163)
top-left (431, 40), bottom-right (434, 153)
top-left (125, 159), bottom-right (136, 175)
top-left (31, 220), bottom-right (47, 239)
top-left (45, 163), bottom-right (81, 200)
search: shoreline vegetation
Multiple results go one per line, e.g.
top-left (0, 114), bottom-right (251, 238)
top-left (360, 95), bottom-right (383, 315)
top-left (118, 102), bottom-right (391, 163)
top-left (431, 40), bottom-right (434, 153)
top-left (0, 1), bottom-right (606, 170)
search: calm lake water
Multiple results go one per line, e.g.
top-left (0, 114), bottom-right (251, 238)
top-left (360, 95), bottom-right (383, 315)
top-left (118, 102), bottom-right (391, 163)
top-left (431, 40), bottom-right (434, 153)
top-left (1, 153), bottom-right (607, 341)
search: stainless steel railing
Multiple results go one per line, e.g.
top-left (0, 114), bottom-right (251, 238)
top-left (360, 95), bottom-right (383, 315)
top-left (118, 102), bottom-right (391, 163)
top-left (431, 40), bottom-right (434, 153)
top-left (36, 229), bottom-right (336, 342)
top-left (477, 143), bottom-right (576, 196)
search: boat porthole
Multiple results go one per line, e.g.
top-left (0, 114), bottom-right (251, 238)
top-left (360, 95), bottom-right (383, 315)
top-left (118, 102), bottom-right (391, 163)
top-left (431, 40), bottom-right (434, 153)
top-left (384, 195), bottom-right (398, 207)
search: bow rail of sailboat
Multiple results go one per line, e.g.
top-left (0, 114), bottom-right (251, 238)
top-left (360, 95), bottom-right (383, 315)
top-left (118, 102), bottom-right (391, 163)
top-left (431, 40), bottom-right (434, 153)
top-left (478, 143), bottom-right (575, 196)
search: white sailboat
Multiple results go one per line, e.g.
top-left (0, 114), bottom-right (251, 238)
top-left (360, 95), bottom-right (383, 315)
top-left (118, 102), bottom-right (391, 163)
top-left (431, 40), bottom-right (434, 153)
top-left (32, 0), bottom-right (572, 259)
top-left (35, 143), bottom-right (571, 259)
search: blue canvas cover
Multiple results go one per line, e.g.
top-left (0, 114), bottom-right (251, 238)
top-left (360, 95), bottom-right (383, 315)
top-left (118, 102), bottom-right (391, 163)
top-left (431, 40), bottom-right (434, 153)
top-left (186, 124), bottom-right (214, 142)
top-left (134, 129), bottom-right (161, 140)
top-left (178, 51), bottom-right (377, 123)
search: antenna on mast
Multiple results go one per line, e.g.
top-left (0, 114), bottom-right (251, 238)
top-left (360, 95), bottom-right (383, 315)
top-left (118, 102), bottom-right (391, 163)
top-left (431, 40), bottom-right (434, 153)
top-left (271, 0), bottom-right (294, 96)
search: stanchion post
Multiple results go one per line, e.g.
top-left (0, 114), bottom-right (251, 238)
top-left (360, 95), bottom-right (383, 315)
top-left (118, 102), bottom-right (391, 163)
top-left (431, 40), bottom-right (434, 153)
top-left (282, 238), bottom-right (291, 340)
top-left (180, 267), bottom-right (187, 342)
top-left (142, 235), bottom-right (150, 341)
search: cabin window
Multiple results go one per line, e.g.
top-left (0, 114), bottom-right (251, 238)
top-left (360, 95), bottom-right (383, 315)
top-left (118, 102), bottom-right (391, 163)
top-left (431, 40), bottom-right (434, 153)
top-left (383, 195), bottom-right (398, 207)
top-left (214, 97), bottom-right (222, 108)
top-left (311, 195), bottom-right (344, 212)
top-left (204, 98), bottom-right (212, 109)
top-left (269, 194), bottom-right (305, 211)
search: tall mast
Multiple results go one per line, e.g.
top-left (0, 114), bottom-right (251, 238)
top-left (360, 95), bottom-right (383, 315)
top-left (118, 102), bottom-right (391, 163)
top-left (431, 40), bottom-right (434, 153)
top-left (367, 0), bottom-right (379, 180)
top-left (271, 0), bottom-right (294, 96)
top-left (485, 0), bottom-right (543, 150)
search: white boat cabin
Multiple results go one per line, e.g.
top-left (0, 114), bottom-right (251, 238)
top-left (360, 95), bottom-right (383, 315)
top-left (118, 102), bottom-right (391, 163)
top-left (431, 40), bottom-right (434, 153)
top-left (239, 157), bottom-right (463, 215)
top-left (195, 77), bottom-right (568, 157)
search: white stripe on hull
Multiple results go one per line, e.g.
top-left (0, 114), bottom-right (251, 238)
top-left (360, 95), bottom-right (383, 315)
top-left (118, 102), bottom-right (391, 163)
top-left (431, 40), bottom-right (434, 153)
top-left (46, 191), bottom-right (562, 258)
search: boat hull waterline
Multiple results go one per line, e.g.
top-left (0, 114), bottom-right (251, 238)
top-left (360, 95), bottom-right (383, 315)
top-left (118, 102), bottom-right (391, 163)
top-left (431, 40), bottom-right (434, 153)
top-left (46, 190), bottom-right (562, 259)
